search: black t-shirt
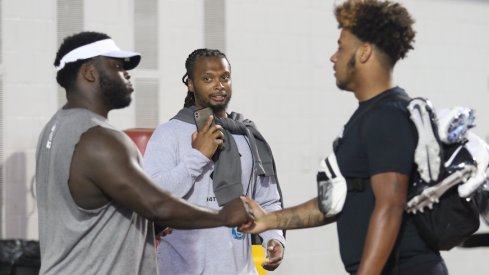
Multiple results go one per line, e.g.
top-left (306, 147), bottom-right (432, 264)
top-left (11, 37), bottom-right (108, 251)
top-left (334, 87), bottom-right (441, 274)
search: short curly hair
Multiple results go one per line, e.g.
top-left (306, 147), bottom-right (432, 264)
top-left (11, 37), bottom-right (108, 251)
top-left (54, 31), bottom-right (111, 89)
top-left (335, 0), bottom-right (415, 65)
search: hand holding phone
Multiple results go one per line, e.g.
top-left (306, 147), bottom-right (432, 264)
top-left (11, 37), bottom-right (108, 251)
top-left (192, 107), bottom-right (223, 159)
top-left (194, 107), bottom-right (214, 131)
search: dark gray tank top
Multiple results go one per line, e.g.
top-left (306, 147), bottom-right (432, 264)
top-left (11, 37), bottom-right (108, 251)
top-left (35, 108), bottom-right (157, 275)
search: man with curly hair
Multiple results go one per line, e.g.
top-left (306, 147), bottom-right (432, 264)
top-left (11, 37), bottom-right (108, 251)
top-left (240, 0), bottom-right (448, 274)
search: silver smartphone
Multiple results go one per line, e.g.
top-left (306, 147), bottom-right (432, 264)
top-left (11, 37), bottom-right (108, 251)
top-left (193, 107), bottom-right (214, 131)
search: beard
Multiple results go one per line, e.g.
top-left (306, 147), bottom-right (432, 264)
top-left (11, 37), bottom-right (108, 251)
top-left (336, 53), bottom-right (356, 91)
top-left (208, 99), bottom-right (230, 113)
top-left (99, 71), bottom-right (131, 109)
top-left (193, 90), bottom-right (231, 114)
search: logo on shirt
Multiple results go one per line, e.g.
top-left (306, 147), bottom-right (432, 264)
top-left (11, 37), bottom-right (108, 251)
top-left (206, 196), bottom-right (217, 202)
top-left (231, 227), bottom-right (245, 240)
top-left (46, 124), bottom-right (57, 149)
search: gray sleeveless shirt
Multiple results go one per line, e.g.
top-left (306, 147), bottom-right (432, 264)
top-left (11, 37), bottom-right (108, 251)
top-left (35, 108), bottom-right (157, 275)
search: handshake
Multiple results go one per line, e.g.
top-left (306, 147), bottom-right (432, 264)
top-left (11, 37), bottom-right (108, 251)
top-left (218, 196), bottom-right (267, 234)
top-left (220, 152), bottom-right (348, 233)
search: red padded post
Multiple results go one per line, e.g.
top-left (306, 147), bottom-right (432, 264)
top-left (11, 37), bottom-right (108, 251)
top-left (123, 128), bottom-right (155, 155)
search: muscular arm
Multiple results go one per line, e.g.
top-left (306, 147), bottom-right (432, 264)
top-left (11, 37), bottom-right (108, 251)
top-left (357, 172), bottom-right (408, 275)
top-left (69, 126), bottom-right (246, 229)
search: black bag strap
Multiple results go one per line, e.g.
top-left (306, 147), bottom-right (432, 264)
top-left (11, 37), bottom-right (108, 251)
top-left (338, 93), bottom-right (411, 193)
top-left (333, 93), bottom-right (410, 153)
top-left (359, 93), bottom-right (411, 140)
top-left (355, 93), bottom-right (410, 131)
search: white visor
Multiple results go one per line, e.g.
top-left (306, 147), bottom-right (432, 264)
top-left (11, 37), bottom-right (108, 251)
top-left (55, 39), bottom-right (141, 71)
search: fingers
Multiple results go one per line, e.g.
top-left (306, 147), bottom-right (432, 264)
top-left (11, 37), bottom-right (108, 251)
top-left (262, 241), bottom-right (284, 271)
top-left (262, 253), bottom-right (283, 270)
top-left (210, 124), bottom-right (224, 141)
top-left (237, 220), bottom-right (255, 233)
top-left (239, 196), bottom-right (255, 224)
top-left (192, 119), bottom-right (224, 158)
top-left (241, 196), bottom-right (266, 218)
top-left (242, 200), bottom-right (255, 221)
top-left (222, 197), bottom-right (254, 227)
top-left (262, 259), bottom-right (282, 271)
top-left (198, 123), bottom-right (223, 142)
top-left (191, 132), bottom-right (198, 142)
top-left (200, 116), bottom-right (223, 138)
top-left (155, 227), bottom-right (174, 239)
top-left (236, 197), bottom-right (253, 224)
top-left (237, 196), bottom-right (271, 234)
top-left (240, 196), bottom-right (255, 219)
top-left (240, 196), bottom-right (256, 209)
top-left (241, 195), bottom-right (250, 205)
top-left (200, 115), bottom-right (214, 131)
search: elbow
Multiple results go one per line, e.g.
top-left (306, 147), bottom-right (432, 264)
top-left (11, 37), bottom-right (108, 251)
top-left (146, 200), bottom-right (174, 223)
top-left (391, 197), bottom-right (407, 212)
top-left (139, 194), bottom-right (176, 223)
top-left (390, 200), bottom-right (406, 214)
top-left (376, 199), bottom-right (406, 217)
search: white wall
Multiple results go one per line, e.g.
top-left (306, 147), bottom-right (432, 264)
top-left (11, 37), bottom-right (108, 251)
top-left (157, 0), bottom-right (205, 121)
top-left (1, 0), bottom-right (488, 274)
top-left (2, 0), bottom-right (57, 239)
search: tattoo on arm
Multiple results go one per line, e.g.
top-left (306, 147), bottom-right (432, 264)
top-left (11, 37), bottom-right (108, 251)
top-left (273, 199), bottom-right (330, 229)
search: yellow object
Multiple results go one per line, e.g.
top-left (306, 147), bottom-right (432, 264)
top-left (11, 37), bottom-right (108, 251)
top-left (252, 244), bottom-right (267, 275)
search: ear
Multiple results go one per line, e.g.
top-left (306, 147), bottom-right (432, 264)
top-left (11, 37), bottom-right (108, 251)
top-left (187, 78), bottom-right (195, 92)
top-left (358, 43), bottom-right (373, 63)
top-left (80, 62), bottom-right (97, 83)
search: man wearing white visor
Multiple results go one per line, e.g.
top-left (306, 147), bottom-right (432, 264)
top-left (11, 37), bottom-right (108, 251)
top-left (36, 31), bottom-right (252, 275)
